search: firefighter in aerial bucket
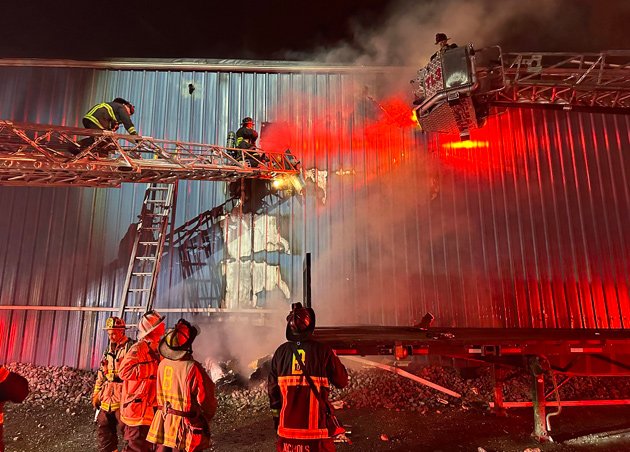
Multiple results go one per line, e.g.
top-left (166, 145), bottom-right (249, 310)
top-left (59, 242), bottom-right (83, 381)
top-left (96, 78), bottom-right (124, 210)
top-left (235, 116), bottom-right (267, 167)
top-left (93, 316), bottom-right (134, 452)
top-left (431, 32), bottom-right (458, 60)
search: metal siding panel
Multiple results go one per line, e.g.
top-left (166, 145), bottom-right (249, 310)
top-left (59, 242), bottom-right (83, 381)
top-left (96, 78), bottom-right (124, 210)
top-left (0, 61), bottom-right (629, 367)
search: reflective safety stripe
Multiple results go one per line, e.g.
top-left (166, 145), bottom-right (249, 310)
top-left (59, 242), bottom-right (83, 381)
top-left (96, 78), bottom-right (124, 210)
top-left (83, 102), bottom-right (117, 130)
top-left (277, 374), bottom-right (330, 439)
top-left (0, 411), bottom-right (4, 424)
top-left (0, 367), bottom-right (10, 382)
top-left (128, 126), bottom-right (137, 134)
top-left (277, 425), bottom-right (329, 439)
top-left (84, 114), bottom-right (104, 129)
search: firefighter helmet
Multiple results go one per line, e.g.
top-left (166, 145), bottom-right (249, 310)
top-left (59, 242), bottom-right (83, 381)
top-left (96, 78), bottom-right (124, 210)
top-left (113, 97), bottom-right (135, 115)
top-left (241, 116), bottom-right (254, 125)
top-left (435, 33), bottom-right (450, 45)
top-left (103, 316), bottom-right (127, 330)
top-left (285, 302), bottom-right (316, 342)
top-left (158, 318), bottom-right (199, 360)
top-left (137, 310), bottom-right (165, 339)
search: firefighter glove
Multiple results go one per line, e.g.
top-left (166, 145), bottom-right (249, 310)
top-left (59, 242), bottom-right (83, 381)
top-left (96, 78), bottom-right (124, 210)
top-left (92, 393), bottom-right (101, 409)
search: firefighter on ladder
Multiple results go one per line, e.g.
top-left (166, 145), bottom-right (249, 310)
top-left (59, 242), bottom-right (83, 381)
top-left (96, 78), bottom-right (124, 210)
top-left (93, 316), bottom-right (134, 452)
top-left (119, 310), bottom-right (166, 452)
top-left (268, 303), bottom-right (349, 452)
top-left (147, 319), bottom-right (217, 452)
top-left (0, 366), bottom-right (29, 452)
top-left (76, 98), bottom-right (138, 156)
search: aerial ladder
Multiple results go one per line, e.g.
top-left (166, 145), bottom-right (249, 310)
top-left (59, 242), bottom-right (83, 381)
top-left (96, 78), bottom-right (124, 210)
top-left (411, 47), bottom-right (630, 139)
top-left (0, 121), bottom-right (301, 322)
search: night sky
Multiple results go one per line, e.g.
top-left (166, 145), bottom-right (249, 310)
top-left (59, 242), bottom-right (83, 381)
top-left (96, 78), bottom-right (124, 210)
top-left (1, 0), bottom-right (629, 62)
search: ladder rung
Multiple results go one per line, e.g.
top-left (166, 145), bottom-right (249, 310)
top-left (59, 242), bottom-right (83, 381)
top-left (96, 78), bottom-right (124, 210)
top-left (146, 199), bottom-right (168, 204)
top-left (148, 187), bottom-right (170, 191)
top-left (132, 272), bottom-right (153, 276)
top-left (139, 241), bottom-right (159, 245)
top-left (136, 256), bottom-right (157, 260)
top-left (129, 288), bottom-right (150, 292)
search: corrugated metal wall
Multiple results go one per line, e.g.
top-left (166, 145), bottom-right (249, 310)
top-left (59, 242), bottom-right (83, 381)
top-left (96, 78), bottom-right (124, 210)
top-left (0, 60), bottom-right (628, 368)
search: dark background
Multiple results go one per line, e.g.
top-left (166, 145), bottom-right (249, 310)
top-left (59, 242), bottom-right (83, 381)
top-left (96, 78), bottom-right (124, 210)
top-left (1, 0), bottom-right (630, 61)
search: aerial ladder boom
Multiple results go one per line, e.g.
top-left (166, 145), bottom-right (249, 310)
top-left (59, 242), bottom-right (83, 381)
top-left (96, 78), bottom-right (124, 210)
top-left (411, 48), bottom-right (630, 138)
top-left (0, 119), bottom-right (301, 320)
top-left (0, 120), bottom-right (299, 187)
top-left (493, 50), bottom-right (630, 112)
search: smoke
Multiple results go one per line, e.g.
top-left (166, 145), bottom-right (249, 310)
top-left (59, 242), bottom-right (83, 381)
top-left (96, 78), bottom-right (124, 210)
top-left (285, 0), bottom-right (629, 66)
top-left (189, 296), bottom-right (289, 376)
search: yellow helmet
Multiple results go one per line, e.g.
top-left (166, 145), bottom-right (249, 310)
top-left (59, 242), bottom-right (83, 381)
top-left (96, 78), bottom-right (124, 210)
top-left (103, 316), bottom-right (127, 330)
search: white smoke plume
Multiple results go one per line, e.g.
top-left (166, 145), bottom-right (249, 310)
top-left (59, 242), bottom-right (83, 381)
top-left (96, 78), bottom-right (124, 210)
top-left (287, 0), bottom-right (582, 66)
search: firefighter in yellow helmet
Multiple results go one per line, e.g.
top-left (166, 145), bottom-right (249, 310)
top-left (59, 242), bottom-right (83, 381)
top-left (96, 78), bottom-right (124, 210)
top-left (0, 366), bottom-right (29, 452)
top-left (147, 319), bottom-right (217, 452)
top-left (119, 310), bottom-right (166, 452)
top-left (93, 316), bottom-right (134, 452)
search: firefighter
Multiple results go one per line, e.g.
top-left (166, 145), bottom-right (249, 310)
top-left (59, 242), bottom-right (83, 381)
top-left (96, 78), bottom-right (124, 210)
top-left (147, 319), bottom-right (217, 452)
top-left (235, 117), bottom-right (266, 167)
top-left (268, 303), bottom-right (349, 452)
top-left (119, 310), bottom-right (166, 452)
top-left (235, 117), bottom-right (258, 150)
top-left (76, 98), bottom-right (138, 156)
top-left (431, 33), bottom-right (458, 60)
top-left (93, 316), bottom-right (134, 452)
top-left (0, 366), bottom-right (29, 452)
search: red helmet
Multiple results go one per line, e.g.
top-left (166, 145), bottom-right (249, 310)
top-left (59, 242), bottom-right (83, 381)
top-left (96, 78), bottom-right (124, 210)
top-left (159, 319), bottom-right (199, 360)
top-left (286, 302), bottom-right (316, 341)
top-left (113, 98), bottom-right (135, 115)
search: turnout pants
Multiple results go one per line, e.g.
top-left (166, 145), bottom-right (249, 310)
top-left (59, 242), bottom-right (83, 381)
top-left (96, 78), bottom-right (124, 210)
top-left (96, 409), bottom-right (125, 452)
top-left (123, 424), bottom-right (152, 452)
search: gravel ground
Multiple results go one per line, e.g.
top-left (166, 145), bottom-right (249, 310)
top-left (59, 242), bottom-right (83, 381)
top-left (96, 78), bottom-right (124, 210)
top-left (3, 362), bottom-right (630, 451)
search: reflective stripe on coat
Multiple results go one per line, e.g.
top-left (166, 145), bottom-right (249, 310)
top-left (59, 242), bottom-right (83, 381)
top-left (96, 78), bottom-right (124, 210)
top-left (118, 339), bottom-right (161, 426)
top-left (146, 357), bottom-right (217, 451)
top-left (93, 337), bottom-right (133, 412)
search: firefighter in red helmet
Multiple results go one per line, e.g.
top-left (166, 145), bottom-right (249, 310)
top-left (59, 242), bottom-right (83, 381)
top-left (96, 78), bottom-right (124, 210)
top-left (268, 303), bottom-right (348, 452)
top-left (93, 316), bottom-right (134, 452)
top-left (147, 319), bottom-right (217, 452)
